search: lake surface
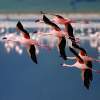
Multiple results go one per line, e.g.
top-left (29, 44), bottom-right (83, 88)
top-left (0, 0), bottom-right (100, 99)
top-left (0, 30), bottom-right (100, 100)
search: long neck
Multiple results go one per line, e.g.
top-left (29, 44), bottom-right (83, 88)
top-left (67, 57), bottom-right (76, 60)
top-left (62, 63), bottom-right (74, 67)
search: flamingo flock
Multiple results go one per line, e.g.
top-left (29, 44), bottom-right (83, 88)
top-left (1, 11), bottom-right (100, 90)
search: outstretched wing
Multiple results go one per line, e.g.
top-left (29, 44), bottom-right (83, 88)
top-left (16, 21), bottom-right (30, 39)
top-left (65, 23), bottom-right (75, 42)
top-left (84, 61), bottom-right (93, 89)
top-left (28, 45), bottom-right (38, 64)
top-left (43, 15), bottom-right (61, 31)
top-left (58, 36), bottom-right (67, 60)
top-left (55, 15), bottom-right (64, 19)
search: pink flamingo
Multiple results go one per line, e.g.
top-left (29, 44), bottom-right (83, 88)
top-left (40, 14), bottom-right (85, 62)
top-left (16, 21), bottom-right (52, 64)
top-left (3, 21), bottom-right (38, 64)
top-left (43, 12), bottom-right (88, 62)
top-left (62, 50), bottom-right (100, 89)
top-left (42, 15), bottom-right (67, 60)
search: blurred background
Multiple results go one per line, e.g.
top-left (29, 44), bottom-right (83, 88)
top-left (0, 0), bottom-right (100, 13)
top-left (0, 0), bottom-right (100, 100)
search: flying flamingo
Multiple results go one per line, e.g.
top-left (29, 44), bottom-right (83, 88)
top-left (62, 50), bottom-right (100, 89)
top-left (16, 21), bottom-right (52, 63)
top-left (16, 21), bottom-right (39, 64)
top-left (2, 21), bottom-right (38, 64)
top-left (39, 14), bottom-right (85, 62)
top-left (42, 15), bottom-right (67, 60)
top-left (40, 12), bottom-right (88, 62)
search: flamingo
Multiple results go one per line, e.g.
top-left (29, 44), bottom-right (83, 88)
top-left (16, 21), bottom-right (38, 64)
top-left (62, 50), bottom-right (100, 89)
top-left (40, 11), bottom-right (72, 24)
top-left (16, 21), bottom-right (52, 63)
top-left (47, 12), bottom-right (88, 62)
top-left (42, 15), bottom-right (67, 60)
top-left (40, 14), bottom-right (85, 62)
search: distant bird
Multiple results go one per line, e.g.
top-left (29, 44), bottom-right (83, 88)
top-left (42, 15), bottom-right (67, 60)
top-left (62, 50), bottom-right (100, 89)
top-left (16, 21), bottom-right (38, 64)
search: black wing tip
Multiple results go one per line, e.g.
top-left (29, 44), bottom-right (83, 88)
top-left (85, 86), bottom-right (90, 90)
top-left (16, 21), bottom-right (30, 37)
top-left (34, 60), bottom-right (38, 64)
top-left (31, 58), bottom-right (38, 64)
top-left (84, 78), bottom-right (90, 90)
top-left (62, 57), bottom-right (67, 60)
top-left (59, 36), bottom-right (67, 61)
top-left (16, 21), bottom-right (21, 26)
top-left (60, 55), bottom-right (67, 60)
top-left (16, 21), bottom-right (23, 30)
top-left (64, 57), bottom-right (67, 60)
top-left (31, 56), bottom-right (38, 64)
top-left (43, 15), bottom-right (48, 21)
top-left (84, 82), bottom-right (90, 90)
top-left (84, 67), bottom-right (93, 90)
top-left (29, 45), bottom-right (38, 64)
top-left (43, 14), bottom-right (61, 31)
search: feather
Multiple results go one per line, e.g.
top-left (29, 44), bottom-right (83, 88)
top-left (29, 45), bottom-right (37, 64)
top-left (58, 36), bottom-right (67, 60)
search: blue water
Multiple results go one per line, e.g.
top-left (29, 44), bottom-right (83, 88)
top-left (0, 0), bottom-right (100, 99)
top-left (0, 39), bottom-right (100, 100)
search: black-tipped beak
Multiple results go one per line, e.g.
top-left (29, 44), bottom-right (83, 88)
top-left (16, 21), bottom-right (23, 30)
